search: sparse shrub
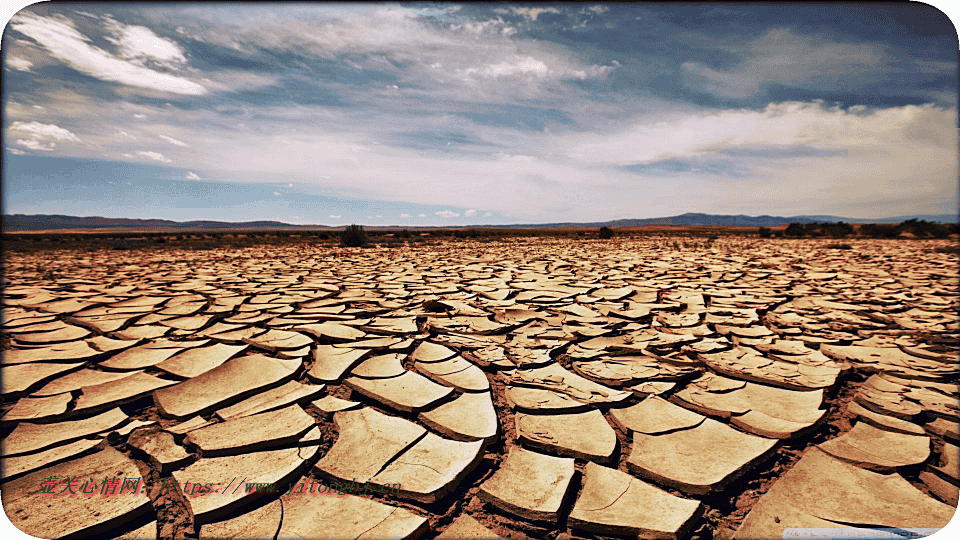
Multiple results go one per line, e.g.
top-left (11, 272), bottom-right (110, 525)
top-left (758, 227), bottom-right (772, 238)
top-left (859, 223), bottom-right (900, 238)
top-left (598, 226), bottom-right (614, 239)
top-left (398, 229), bottom-right (411, 238)
top-left (899, 218), bottom-right (952, 238)
top-left (784, 223), bottom-right (805, 237)
top-left (820, 221), bottom-right (854, 238)
top-left (340, 224), bottom-right (367, 247)
top-left (826, 243), bottom-right (853, 250)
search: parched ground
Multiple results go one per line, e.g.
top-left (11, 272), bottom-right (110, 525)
top-left (1, 236), bottom-right (958, 540)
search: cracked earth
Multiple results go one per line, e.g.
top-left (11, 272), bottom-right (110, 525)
top-left (1, 236), bottom-right (958, 539)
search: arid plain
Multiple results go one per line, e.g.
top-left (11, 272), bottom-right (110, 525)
top-left (2, 234), bottom-right (958, 540)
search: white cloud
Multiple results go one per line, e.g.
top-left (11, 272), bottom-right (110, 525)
top-left (134, 113), bottom-right (147, 119)
top-left (10, 121), bottom-right (80, 152)
top-left (483, 211), bottom-right (493, 217)
top-left (495, 153), bottom-right (537, 163)
top-left (7, 57), bottom-right (33, 71)
top-left (10, 12), bottom-right (206, 95)
top-left (273, 192), bottom-right (281, 196)
top-left (103, 17), bottom-right (187, 67)
top-left (435, 210), bottom-right (460, 218)
top-left (159, 134), bottom-right (188, 147)
top-left (418, 213), bottom-right (426, 217)
top-left (561, 101), bottom-right (957, 166)
top-left (185, 171), bottom-right (201, 180)
top-left (135, 150), bottom-right (172, 163)
top-left (288, 183), bottom-right (293, 187)
top-left (464, 209), bottom-right (477, 217)
top-left (399, 213), bottom-right (411, 218)
top-left (509, 7), bottom-right (560, 21)
top-left (7, 147), bottom-right (26, 155)
top-left (203, 100), bottom-right (954, 221)
top-left (681, 28), bottom-right (889, 99)
top-left (376, 215), bottom-right (382, 218)
top-left (11, 121), bottom-right (80, 141)
top-left (151, 5), bottom-right (614, 92)
top-left (17, 139), bottom-right (56, 151)
top-left (460, 56), bottom-right (549, 79)
top-left (329, 214), bottom-right (341, 218)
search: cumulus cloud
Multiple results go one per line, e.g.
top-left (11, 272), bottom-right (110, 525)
top-left (135, 150), bottom-right (172, 163)
top-left (464, 209), bottom-right (477, 217)
top-left (134, 113), bottom-right (147, 119)
top-left (459, 56), bottom-right (549, 79)
top-left (17, 139), bottom-right (56, 151)
top-left (185, 171), bottom-right (201, 180)
top-left (103, 16), bottom-right (187, 67)
top-left (457, 55), bottom-right (617, 82)
top-left (504, 7), bottom-right (560, 21)
top-left (273, 192), bottom-right (281, 196)
top-left (7, 147), bottom-right (26, 155)
top-left (399, 213), bottom-right (411, 218)
top-left (418, 213), bottom-right (426, 217)
top-left (10, 12), bottom-right (206, 95)
top-left (483, 211), bottom-right (493, 217)
top-left (11, 121), bottom-right (80, 141)
top-left (10, 121), bottom-right (80, 152)
top-left (7, 57), bottom-right (33, 71)
top-left (329, 214), bottom-right (341, 218)
top-left (159, 134), bottom-right (188, 147)
top-left (583, 5), bottom-right (609, 15)
top-left (435, 210), bottom-right (460, 218)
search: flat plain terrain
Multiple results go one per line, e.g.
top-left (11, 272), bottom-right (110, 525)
top-left (2, 235), bottom-right (958, 539)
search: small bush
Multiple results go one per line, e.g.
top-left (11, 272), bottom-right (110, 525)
top-left (340, 224), bottom-right (367, 247)
top-left (784, 223), bottom-right (805, 237)
top-left (758, 227), bottom-right (772, 238)
top-left (598, 226), bottom-right (614, 239)
top-left (826, 243), bottom-right (853, 250)
top-left (859, 223), bottom-right (900, 238)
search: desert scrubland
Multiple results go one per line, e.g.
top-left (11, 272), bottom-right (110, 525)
top-left (2, 236), bottom-right (958, 539)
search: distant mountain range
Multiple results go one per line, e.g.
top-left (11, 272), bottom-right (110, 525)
top-left (2, 212), bottom-right (956, 232)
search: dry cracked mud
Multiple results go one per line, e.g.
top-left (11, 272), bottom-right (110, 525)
top-left (1, 236), bottom-right (958, 539)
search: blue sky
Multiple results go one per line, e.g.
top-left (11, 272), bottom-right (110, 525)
top-left (2, 2), bottom-right (958, 225)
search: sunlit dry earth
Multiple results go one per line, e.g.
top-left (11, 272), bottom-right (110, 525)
top-left (2, 236), bottom-right (958, 540)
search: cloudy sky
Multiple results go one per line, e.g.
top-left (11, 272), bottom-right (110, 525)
top-left (2, 2), bottom-right (957, 225)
